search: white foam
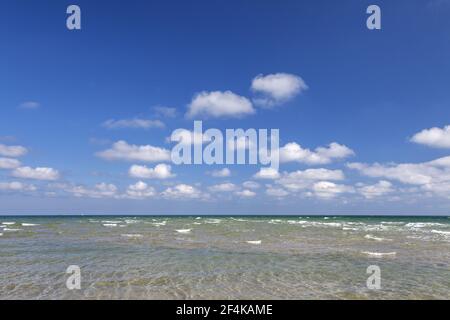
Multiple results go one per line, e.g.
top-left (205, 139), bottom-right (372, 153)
top-left (102, 220), bottom-right (122, 224)
top-left (121, 234), bottom-right (143, 238)
top-left (362, 251), bottom-right (396, 257)
top-left (195, 217), bottom-right (202, 220)
top-left (22, 223), bottom-right (39, 226)
top-left (364, 234), bottom-right (391, 242)
top-left (0, 233), bottom-right (3, 236)
top-left (2, 222), bottom-right (15, 225)
top-left (176, 229), bottom-right (191, 233)
top-left (152, 221), bottom-right (166, 226)
top-left (246, 240), bottom-right (261, 245)
top-left (431, 230), bottom-right (450, 235)
top-left (103, 223), bottom-right (117, 227)
top-left (4, 228), bottom-right (22, 232)
top-left (193, 222), bottom-right (202, 225)
top-left (205, 219), bottom-right (221, 224)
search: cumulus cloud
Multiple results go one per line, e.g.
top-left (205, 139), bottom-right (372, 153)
top-left (102, 118), bottom-right (165, 129)
top-left (265, 186), bottom-right (289, 198)
top-left (348, 156), bottom-right (450, 198)
top-left (242, 181), bottom-right (260, 189)
top-left (169, 129), bottom-right (214, 146)
top-left (356, 180), bottom-right (394, 199)
top-left (18, 101), bottom-right (40, 109)
top-left (410, 125), bottom-right (450, 148)
top-left (65, 183), bottom-right (118, 199)
top-left (0, 144), bottom-right (27, 157)
top-left (0, 181), bottom-right (36, 192)
top-left (235, 189), bottom-right (256, 198)
top-left (209, 168), bottom-right (231, 177)
top-left (153, 106), bottom-right (177, 118)
top-left (129, 164), bottom-right (175, 179)
top-left (251, 73), bottom-right (308, 107)
top-left (125, 181), bottom-right (156, 199)
top-left (161, 184), bottom-right (203, 199)
top-left (309, 181), bottom-right (354, 199)
top-left (253, 167), bottom-right (280, 180)
top-left (186, 91), bottom-right (255, 118)
top-left (275, 168), bottom-right (345, 192)
top-left (209, 183), bottom-right (238, 192)
top-left (97, 141), bottom-right (170, 162)
top-left (0, 158), bottom-right (21, 169)
top-left (12, 166), bottom-right (60, 181)
top-left (280, 142), bottom-right (354, 165)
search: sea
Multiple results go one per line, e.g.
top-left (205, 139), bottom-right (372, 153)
top-left (0, 215), bottom-right (449, 299)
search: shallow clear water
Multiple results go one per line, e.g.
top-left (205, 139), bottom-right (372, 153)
top-left (0, 216), bottom-right (449, 299)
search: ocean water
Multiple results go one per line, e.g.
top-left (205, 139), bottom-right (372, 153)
top-left (0, 216), bottom-right (449, 300)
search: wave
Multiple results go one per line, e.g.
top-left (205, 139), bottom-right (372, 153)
top-left (121, 234), bottom-right (143, 238)
top-left (364, 234), bottom-right (391, 242)
top-left (175, 229), bottom-right (191, 233)
top-left (22, 223), bottom-right (39, 226)
top-left (362, 251), bottom-right (396, 257)
top-left (103, 223), bottom-right (117, 227)
top-left (246, 240), bottom-right (261, 245)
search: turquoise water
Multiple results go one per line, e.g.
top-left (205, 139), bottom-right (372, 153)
top-left (0, 216), bottom-right (449, 299)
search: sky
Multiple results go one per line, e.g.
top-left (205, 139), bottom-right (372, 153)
top-left (1, 0), bottom-right (450, 215)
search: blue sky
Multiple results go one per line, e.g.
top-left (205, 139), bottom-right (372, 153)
top-left (1, 0), bottom-right (450, 215)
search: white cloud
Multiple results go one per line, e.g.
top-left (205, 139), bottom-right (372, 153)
top-left (161, 184), bottom-right (203, 199)
top-left (129, 164), bottom-right (175, 179)
top-left (102, 118), bottom-right (165, 129)
top-left (280, 142), bottom-right (354, 165)
top-left (251, 73), bottom-right (308, 107)
top-left (210, 168), bottom-right (231, 177)
top-left (235, 189), bottom-right (256, 198)
top-left (265, 187), bottom-right (289, 198)
top-left (125, 181), bottom-right (156, 199)
top-left (253, 167), bottom-right (280, 180)
top-left (12, 166), bottom-right (60, 181)
top-left (0, 158), bottom-right (21, 169)
top-left (356, 180), bottom-right (394, 199)
top-left (310, 181), bottom-right (354, 199)
top-left (276, 168), bottom-right (345, 192)
top-left (186, 91), bottom-right (255, 118)
top-left (18, 101), bottom-right (40, 109)
top-left (65, 183), bottom-right (118, 199)
top-left (209, 183), bottom-right (237, 192)
top-left (348, 156), bottom-right (450, 198)
top-left (242, 181), bottom-right (260, 189)
top-left (153, 106), bottom-right (177, 118)
top-left (97, 141), bottom-right (170, 162)
top-left (169, 129), bottom-right (214, 146)
top-left (0, 181), bottom-right (36, 192)
top-left (0, 144), bottom-right (27, 157)
top-left (410, 125), bottom-right (450, 148)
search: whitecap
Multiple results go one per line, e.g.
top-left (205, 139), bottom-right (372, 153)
top-left (364, 234), bottom-right (391, 242)
top-left (103, 223), bottom-right (117, 227)
top-left (0, 233), bottom-right (3, 236)
top-left (246, 240), bottom-right (261, 245)
top-left (102, 220), bottom-right (122, 224)
top-left (22, 223), bottom-right (39, 226)
top-left (193, 222), bottom-right (202, 225)
top-left (152, 221), bottom-right (166, 226)
top-left (195, 217), bottom-right (202, 220)
top-left (176, 229), bottom-right (191, 233)
top-left (431, 230), bottom-right (450, 235)
top-left (2, 222), bottom-right (15, 225)
top-left (362, 251), bottom-right (396, 257)
top-left (205, 219), bottom-right (221, 224)
top-left (4, 228), bottom-right (22, 232)
top-left (121, 234), bottom-right (143, 238)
